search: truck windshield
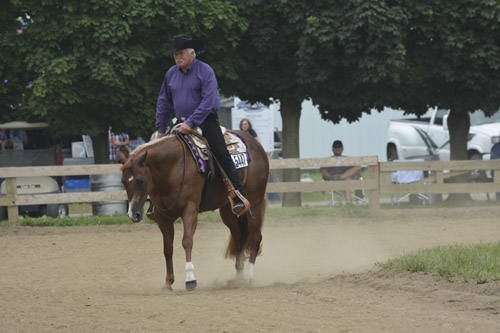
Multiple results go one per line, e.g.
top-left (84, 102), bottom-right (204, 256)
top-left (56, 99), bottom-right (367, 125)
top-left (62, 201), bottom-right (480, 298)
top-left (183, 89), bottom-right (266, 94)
top-left (470, 110), bottom-right (500, 125)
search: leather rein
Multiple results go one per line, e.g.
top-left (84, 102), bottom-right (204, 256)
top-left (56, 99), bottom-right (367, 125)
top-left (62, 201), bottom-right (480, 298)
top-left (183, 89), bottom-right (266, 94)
top-left (148, 132), bottom-right (187, 213)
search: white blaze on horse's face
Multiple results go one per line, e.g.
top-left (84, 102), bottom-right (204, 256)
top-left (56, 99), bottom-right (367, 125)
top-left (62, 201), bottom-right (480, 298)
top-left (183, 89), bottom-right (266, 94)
top-left (122, 167), bottom-right (148, 223)
top-left (127, 198), bottom-right (138, 221)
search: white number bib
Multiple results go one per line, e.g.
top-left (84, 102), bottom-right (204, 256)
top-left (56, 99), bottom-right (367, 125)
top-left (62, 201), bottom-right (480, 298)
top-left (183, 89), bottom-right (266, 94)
top-left (231, 153), bottom-right (248, 169)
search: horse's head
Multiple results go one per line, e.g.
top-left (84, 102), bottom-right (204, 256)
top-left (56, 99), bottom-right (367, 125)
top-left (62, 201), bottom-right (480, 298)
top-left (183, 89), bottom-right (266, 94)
top-left (121, 150), bottom-right (149, 222)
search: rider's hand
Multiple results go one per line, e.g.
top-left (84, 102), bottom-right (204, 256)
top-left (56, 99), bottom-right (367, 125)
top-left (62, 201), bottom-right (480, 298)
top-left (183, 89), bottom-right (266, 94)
top-left (157, 132), bottom-right (165, 138)
top-left (178, 123), bottom-right (191, 134)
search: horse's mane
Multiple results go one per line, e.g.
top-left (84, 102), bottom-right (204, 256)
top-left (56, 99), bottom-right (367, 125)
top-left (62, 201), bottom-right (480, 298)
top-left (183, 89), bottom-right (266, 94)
top-left (121, 136), bottom-right (173, 171)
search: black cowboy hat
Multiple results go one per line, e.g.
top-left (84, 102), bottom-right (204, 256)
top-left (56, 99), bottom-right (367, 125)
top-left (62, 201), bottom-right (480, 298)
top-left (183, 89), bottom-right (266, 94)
top-left (163, 35), bottom-right (204, 54)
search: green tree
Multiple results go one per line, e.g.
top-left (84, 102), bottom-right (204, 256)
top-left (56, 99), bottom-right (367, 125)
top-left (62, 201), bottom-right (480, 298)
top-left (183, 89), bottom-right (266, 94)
top-left (284, 0), bottom-right (500, 201)
top-left (291, 0), bottom-right (500, 155)
top-left (397, 0), bottom-right (500, 161)
top-left (224, 0), bottom-right (309, 206)
top-left (287, 0), bottom-right (408, 122)
top-left (396, 0), bottom-right (500, 200)
top-left (0, 0), bottom-right (29, 123)
top-left (226, 0), bottom-right (409, 206)
top-left (14, 0), bottom-right (245, 163)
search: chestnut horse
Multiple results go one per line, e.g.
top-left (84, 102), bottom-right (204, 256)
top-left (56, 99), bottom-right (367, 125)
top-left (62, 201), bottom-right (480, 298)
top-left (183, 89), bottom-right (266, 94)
top-left (121, 130), bottom-right (268, 291)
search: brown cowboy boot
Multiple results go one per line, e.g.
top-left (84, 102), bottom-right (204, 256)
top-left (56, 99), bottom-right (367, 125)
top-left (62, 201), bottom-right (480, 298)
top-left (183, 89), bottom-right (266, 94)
top-left (229, 190), bottom-right (250, 217)
top-left (233, 197), bottom-right (246, 214)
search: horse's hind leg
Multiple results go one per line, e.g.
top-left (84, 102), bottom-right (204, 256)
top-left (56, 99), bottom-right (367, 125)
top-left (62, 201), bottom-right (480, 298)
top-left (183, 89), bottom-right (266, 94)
top-left (219, 204), bottom-right (247, 277)
top-left (235, 214), bottom-right (249, 277)
top-left (246, 200), bottom-right (265, 281)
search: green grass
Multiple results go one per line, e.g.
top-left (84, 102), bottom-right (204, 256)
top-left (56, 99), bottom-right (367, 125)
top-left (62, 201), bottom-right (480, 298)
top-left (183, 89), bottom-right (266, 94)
top-left (12, 209), bottom-right (227, 226)
top-left (376, 242), bottom-right (500, 284)
top-left (1, 204), bottom-right (370, 227)
top-left (19, 215), bottom-right (136, 227)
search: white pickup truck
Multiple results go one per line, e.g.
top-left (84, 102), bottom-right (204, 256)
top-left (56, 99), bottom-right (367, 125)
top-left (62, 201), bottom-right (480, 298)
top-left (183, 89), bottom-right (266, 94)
top-left (387, 109), bottom-right (500, 163)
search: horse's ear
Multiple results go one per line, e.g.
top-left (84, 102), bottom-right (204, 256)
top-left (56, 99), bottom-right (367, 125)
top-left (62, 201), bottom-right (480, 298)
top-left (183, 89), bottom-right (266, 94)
top-left (137, 150), bottom-right (148, 166)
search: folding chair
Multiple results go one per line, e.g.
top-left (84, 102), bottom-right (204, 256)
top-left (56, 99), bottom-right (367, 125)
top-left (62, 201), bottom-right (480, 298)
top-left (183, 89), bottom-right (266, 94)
top-left (323, 176), bottom-right (368, 206)
top-left (391, 159), bottom-right (430, 205)
top-left (323, 185), bottom-right (344, 206)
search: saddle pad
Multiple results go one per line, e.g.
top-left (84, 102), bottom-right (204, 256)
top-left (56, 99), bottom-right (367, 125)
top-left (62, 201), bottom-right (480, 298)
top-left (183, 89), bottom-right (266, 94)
top-left (181, 128), bottom-right (250, 173)
top-left (224, 129), bottom-right (250, 169)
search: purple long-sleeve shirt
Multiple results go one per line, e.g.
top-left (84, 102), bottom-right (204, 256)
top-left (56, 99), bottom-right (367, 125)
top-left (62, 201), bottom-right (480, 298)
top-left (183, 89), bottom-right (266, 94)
top-left (156, 58), bottom-right (221, 134)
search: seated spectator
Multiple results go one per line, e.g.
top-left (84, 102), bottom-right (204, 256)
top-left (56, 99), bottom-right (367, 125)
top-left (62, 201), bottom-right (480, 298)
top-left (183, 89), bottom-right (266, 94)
top-left (320, 140), bottom-right (361, 201)
top-left (491, 133), bottom-right (500, 200)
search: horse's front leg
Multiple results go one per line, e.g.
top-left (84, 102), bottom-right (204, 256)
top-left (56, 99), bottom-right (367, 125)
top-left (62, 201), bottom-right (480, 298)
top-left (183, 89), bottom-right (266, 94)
top-left (182, 209), bottom-right (198, 291)
top-left (157, 219), bottom-right (175, 290)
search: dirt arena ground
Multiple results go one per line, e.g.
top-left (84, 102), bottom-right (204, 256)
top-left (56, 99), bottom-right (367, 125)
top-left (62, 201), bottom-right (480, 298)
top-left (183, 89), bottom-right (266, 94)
top-left (1, 206), bottom-right (499, 332)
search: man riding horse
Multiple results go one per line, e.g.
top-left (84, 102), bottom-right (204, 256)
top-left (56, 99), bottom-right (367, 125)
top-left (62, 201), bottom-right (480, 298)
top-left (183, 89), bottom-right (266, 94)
top-left (154, 35), bottom-right (249, 217)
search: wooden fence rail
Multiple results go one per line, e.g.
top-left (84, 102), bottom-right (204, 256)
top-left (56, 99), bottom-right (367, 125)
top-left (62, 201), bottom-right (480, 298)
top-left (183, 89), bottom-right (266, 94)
top-left (380, 160), bottom-right (500, 195)
top-left (1, 157), bottom-right (500, 226)
top-left (267, 156), bottom-right (380, 214)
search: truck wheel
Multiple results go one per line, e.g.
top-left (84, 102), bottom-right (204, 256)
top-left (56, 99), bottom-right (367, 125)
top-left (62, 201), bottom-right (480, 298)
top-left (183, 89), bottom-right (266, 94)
top-left (46, 204), bottom-right (69, 218)
top-left (387, 145), bottom-right (399, 161)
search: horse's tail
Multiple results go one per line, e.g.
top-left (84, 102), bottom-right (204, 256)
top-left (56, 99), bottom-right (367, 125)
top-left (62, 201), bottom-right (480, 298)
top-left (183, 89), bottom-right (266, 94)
top-left (223, 237), bottom-right (236, 259)
top-left (223, 215), bottom-right (248, 259)
top-left (224, 198), bottom-right (266, 259)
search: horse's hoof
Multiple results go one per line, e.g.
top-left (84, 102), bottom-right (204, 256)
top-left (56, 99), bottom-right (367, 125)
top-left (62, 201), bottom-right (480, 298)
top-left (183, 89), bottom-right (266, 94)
top-left (186, 280), bottom-right (197, 291)
top-left (162, 285), bottom-right (173, 292)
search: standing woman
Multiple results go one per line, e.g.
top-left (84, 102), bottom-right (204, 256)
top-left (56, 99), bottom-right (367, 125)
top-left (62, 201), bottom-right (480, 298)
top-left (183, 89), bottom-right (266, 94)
top-left (239, 118), bottom-right (261, 143)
